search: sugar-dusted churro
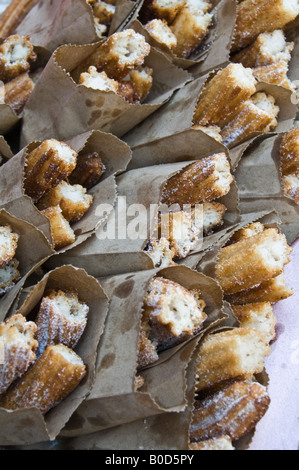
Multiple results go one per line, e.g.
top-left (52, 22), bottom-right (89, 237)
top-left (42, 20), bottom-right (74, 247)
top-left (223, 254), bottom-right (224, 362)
top-left (37, 181), bottom-right (93, 223)
top-left (0, 344), bottom-right (86, 414)
top-left (280, 127), bottom-right (299, 203)
top-left (190, 380), bottom-right (270, 442)
top-left (0, 314), bottom-right (37, 395)
top-left (225, 272), bottom-right (294, 305)
top-left (253, 61), bottom-right (294, 90)
top-left (232, 30), bottom-right (294, 68)
top-left (229, 222), bottom-right (265, 244)
top-left (69, 151), bottom-right (105, 190)
top-left (2, 72), bottom-right (35, 114)
top-left (149, 0), bottom-right (186, 24)
top-left (0, 225), bottom-right (19, 269)
top-left (0, 35), bottom-right (36, 84)
top-left (0, 0), bottom-right (39, 39)
top-left (193, 64), bottom-right (257, 127)
top-left (221, 92), bottom-right (279, 148)
top-left (189, 436), bottom-right (235, 450)
top-left (215, 228), bottom-right (292, 295)
top-left (144, 237), bottom-right (177, 268)
top-left (161, 153), bottom-right (233, 206)
top-left (24, 139), bottom-right (78, 203)
top-left (129, 67), bottom-right (153, 102)
top-left (195, 328), bottom-right (271, 393)
top-left (192, 124), bottom-right (223, 143)
top-left (79, 66), bottom-right (119, 93)
top-left (0, 259), bottom-right (20, 297)
top-left (145, 19), bottom-right (178, 51)
top-left (138, 276), bottom-right (206, 367)
top-left (232, 0), bottom-right (299, 52)
top-left (171, 3), bottom-right (213, 58)
top-left (41, 206), bottom-right (76, 250)
top-left (232, 302), bottom-right (276, 344)
top-left (35, 290), bottom-right (89, 356)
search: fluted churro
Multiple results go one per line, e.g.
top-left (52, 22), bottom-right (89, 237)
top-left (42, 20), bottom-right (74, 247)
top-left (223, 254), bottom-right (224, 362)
top-left (35, 290), bottom-right (89, 357)
top-left (145, 19), bottom-right (178, 51)
top-left (229, 222), bottom-right (265, 244)
top-left (0, 0), bottom-right (39, 38)
top-left (0, 225), bottom-right (19, 269)
top-left (144, 237), bottom-right (177, 268)
top-left (171, 3), bottom-right (213, 58)
top-left (280, 127), bottom-right (299, 203)
top-left (0, 35), bottom-right (36, 84)
top-left (215, 228), bottom-right (292, 295)
top-left (78, 29), bottom-right (151, 82)
top-left (189, 436), bottom-right (235, 450)
top-left (149, 0), bottom-right (185, 24)
top-left (0, 314), bottom-right (37, 395)
top-left (0, 344), bottom-right (86, 414)
top-left (79, 66), bottom-right (119, 93)
top-left (24, 139), bottom-right (78, 203)
top-left (232, 302), bottom-right (276, 344)
top-left (129, 67), bottom-right (153, 102)
top-left (192, 124), bottom-right (223, 143)
top-left (190, 380), bottom-right (270, 442)
top-left (41, 206), bottom-right (76, 250)
top-left (193, 64), bottom-right (257, 127)
top-left (221, 92), bottom-right (279, 148)
top-left (161, 153), bottom-right (233, 206)
top-left (253, 61), bottom-right (294, 90)
top-left (232, 30), bottom-right (294, 68)
top-left (232, 0), bottom-right (299, 52)
top-left (225, 272), bottom-right (294, 305)
top-left (138, 277), bottom-right (206, 367)
top-left (2, 72), bottom-right (35, 114)
top-left (195, 328), bottom-right (271, 393)
top-left (37, 181), bottom-right (93, 223)
top-left (69, 151), bottom-right (105, 190)
top-left (0, 259), bottom-right (20, 297)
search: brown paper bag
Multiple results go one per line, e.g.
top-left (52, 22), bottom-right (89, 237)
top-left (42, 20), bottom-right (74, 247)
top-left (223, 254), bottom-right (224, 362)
top-left (0, 130), bottom-right (131, 252)
top-left (234, 133), bottom-right (299, 245)
top-left (0, 136), bottom-right (13, 165)
top-left (124, 71), bottom-right (297, 149)
top-left (0, 265), bottom-right (109, 446)
top-left (60, 264), bottom-right (226, 438)
top-left (46, 158), bottom-right (239, 278)
top-left (0, 209), bottom-right (53, 322)
top-left (20, 39), bottom-right (191, 145)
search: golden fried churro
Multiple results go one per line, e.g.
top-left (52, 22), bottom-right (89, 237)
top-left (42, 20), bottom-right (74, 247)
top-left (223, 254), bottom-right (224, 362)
top-left (144, 237), bottom-right (177, 268)
top-left (280, 127), bottom-right (299, 203)
top-left (161, 153), bottom-right (233, 206)
top-left (190, 380), bottom-right (270, 442)
top-left (129, 67), bottom-right (153, 102)
top-left (142, 276), bottom-right (206, 349)
top-left (193, 64), bottom-right (257, 127)
top-left (0, 344), bottom-right (86, 414)
top-left (232, 302), bottom-right (276, 344)
top-left (24, 139), bottom-right (78, 203)
top-left (0, 314), bottom-right (37, 395)
top-left (189, 436), bottom-right (235, 450)
top-left (221, 92), bottom-right (279, 148)
top-left (171, 3), bottom-right (213, 58)
top-left (0, 0), bottom-right (40, 39)
top-left (192, 124), bottom-right (223, 143)
top-left (0, 35), bottom-right (36, 83)
top-left (35, 290), bottom-right (89, 356)
top-left (225, 272), bottom-right (294, 305)
top-left (37, 181), bottom-right (93, 223)
top-left (138, 326), bottom-right (159, 369)
top-left (69, 151), bottom-right (105, 190)
top-left (228, 222), bottom-right (265, 244)
top-left (195, 328), bottom-right (271, 393)
top-left (202, 202), bottom-right (227, 235)
top-left (149, 0), bottom-right (186, 24)
top-left (232, 30), bottom-right (294, 68)
top-left (92, 1), bottom-right (116, 26)
top-left (41, 206), bottom-right (76, 250)
top-left (2, 71), bottom-right (35, 114)
top-left (0, 225), bottom-right (19, 269)
top-left (0, 259), bottom-right (20, 297)
top-left (215, 228), bottom-right (292, 295)
top-left (81, 29), bottom-right (151, 81)
top-left (253, 61), bottom-right (294, 90)
top-left (79, 66), bottom-right (119, 93)
top-left (145, 19), bottom-right (178, 51)
top-left (232, 0), bottom-right (299, 52)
